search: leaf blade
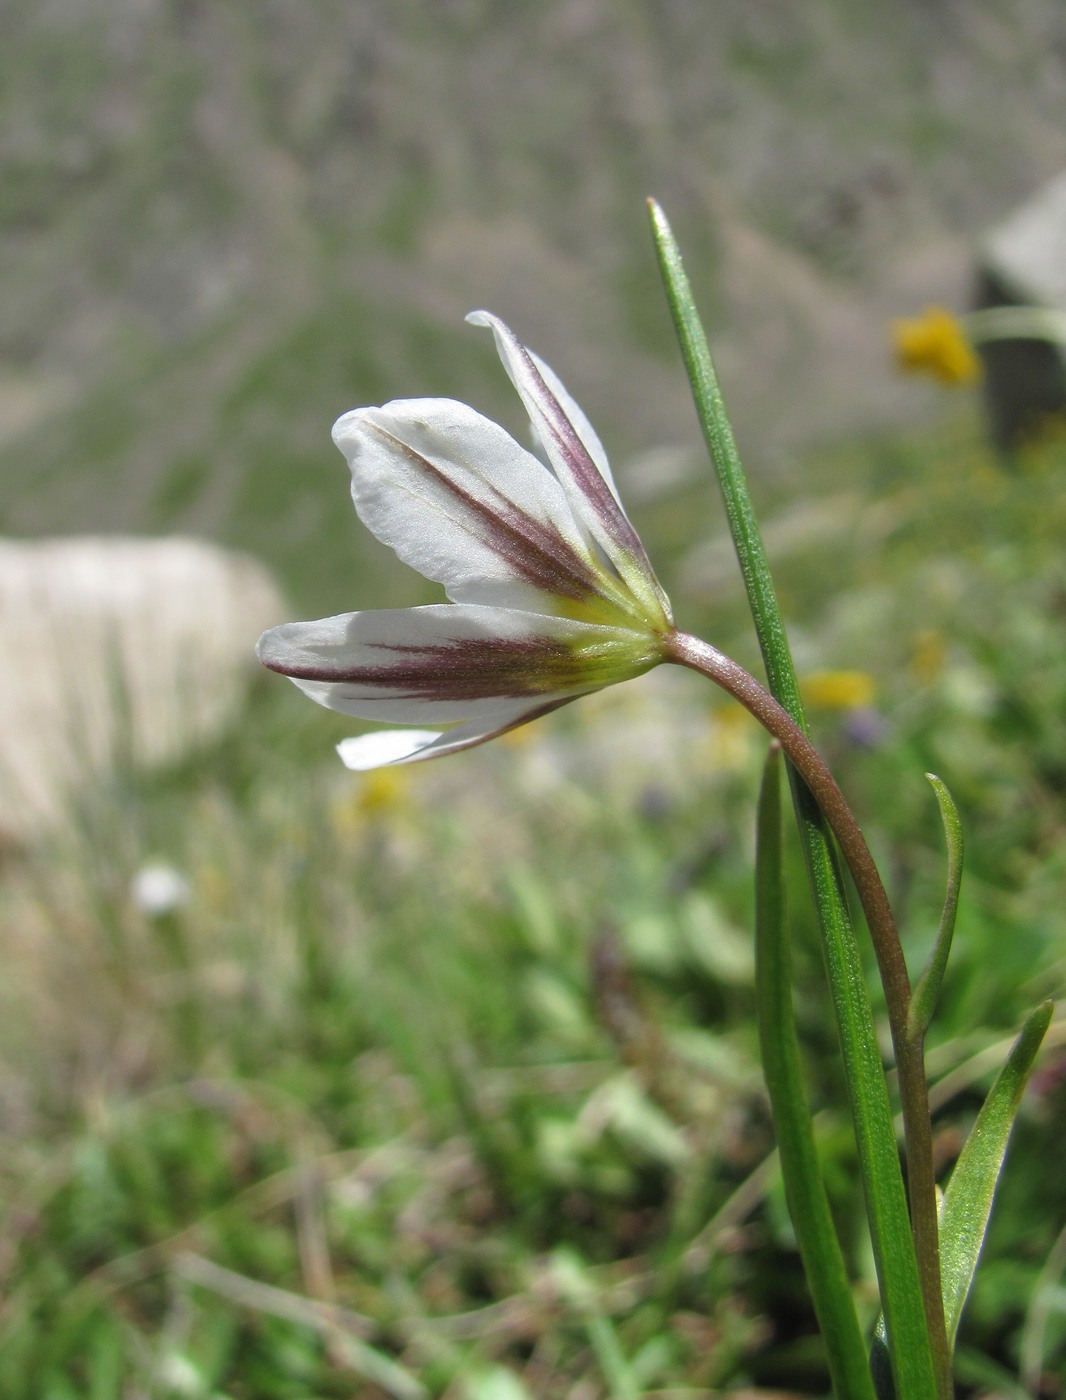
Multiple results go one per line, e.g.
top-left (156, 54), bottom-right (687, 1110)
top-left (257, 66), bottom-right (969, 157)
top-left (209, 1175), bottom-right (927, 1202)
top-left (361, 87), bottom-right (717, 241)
top-left (939, 1000), bottom-right (1053, 1346)
top-left (755, 745), bottom-right (878, 1400)
top-left (909, 775), bottom-right (965, 1041)
top-left (648, 196), bottom-right (939, 1400)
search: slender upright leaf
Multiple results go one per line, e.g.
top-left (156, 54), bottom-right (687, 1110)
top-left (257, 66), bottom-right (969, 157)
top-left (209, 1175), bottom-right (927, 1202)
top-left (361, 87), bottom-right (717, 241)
top-left (756, 745), bottom-right (877, 1400)
top-left (648, 197), bottom-right (938, 1400)
top-left (909, 775), bottom-right (965, 1042)
top-left (938, 1001), bottom-right (1053, 1346)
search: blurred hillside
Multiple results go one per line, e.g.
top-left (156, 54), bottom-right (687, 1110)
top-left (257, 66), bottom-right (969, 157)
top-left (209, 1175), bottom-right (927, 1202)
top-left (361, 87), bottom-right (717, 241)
top-left (3, 0), bottom-right (1066, 612)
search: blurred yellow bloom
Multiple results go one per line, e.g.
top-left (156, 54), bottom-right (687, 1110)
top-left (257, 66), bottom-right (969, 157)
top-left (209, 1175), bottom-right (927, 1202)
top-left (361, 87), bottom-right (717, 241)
top-left (801, 670), bottom-right (876, 710)
top-left (891, 306), bottom-right (981, 385)
top-left (331, 765), bottom-right (412, 836)
top-left (699, 703), bottom-right (758, 774)
top-left (359, 766), bottom-right (411, 812)
top-left (909, 630), bottom-right (946, 684)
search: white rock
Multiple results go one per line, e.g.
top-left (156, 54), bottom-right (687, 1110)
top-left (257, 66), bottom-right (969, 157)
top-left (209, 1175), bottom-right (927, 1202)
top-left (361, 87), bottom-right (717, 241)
top-left (981, 171), bottom-right (1066, 311)
top-left (977, 171), bottom-right (1066, 447)
top-left (0, 536), bottom-right (287, 839)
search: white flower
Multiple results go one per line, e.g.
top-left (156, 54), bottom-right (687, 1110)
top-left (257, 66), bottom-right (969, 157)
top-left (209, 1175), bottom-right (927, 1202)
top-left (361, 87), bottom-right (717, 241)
top-left (257, 312), bottom-right (674, 767)
top-left (131, 861), bottom-right (191, 916)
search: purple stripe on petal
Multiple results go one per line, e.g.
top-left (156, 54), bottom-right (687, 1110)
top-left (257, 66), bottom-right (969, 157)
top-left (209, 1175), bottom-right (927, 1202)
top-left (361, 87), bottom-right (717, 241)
top-left (524, 350), bottom-right (647, 552)
top-left (468, 314), bottom-right (644, 553)
top-left (467, 312), bottom-right (672, 625)
top-left (257, 605), bottom-right (668, 728)
top-left (367, 424), bottom-right (617, 610)
top-left (268, 633), bottom-right (631, 702)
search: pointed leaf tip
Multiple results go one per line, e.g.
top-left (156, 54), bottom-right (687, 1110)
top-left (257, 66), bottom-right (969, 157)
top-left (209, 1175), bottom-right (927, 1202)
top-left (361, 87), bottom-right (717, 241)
top-left (938, 1000), bottom-right (1053, 1347)
top-left (909, 774), bottom-right (965, 1042)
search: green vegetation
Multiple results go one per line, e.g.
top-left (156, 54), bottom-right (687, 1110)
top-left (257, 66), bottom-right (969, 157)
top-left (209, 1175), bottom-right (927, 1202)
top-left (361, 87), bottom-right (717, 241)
top-left (2, 410), bottom-right (1064, 1396)
top-left (4, 6), bottom-right (1066, 1387)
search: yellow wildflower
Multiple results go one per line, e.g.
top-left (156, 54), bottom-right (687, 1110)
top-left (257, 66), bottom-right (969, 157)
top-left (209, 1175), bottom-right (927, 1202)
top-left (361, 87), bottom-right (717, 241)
top-left (698, 703), bottom-right (758, 774)
top-left (909, 630), bottom-right (946, 685)
top-left (801, 670), bottom-right (876, 710)
top-left (891, 306), bottom-right (981, 385)
top-left (331, 765), bottom-right (412, 836)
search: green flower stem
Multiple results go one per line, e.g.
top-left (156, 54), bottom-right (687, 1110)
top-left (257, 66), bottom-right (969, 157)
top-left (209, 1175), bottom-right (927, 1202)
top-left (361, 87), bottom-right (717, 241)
top-left (756, 744), bottom-right (878, 1400)
top-left (649, 197), bottom-right (947, 1400)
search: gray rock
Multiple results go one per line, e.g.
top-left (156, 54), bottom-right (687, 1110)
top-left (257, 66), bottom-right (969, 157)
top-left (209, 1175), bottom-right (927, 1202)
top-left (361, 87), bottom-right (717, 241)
top-left (977, 173), bottom-right (1066, 450)
top-left (0, 536), bottom-right (286, 840)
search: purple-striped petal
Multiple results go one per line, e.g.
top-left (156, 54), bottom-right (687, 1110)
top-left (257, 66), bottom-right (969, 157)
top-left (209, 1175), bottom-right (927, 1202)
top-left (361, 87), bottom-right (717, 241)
top-left (260, 312), bottom-right (678, 768)
top-left (465, 311), bottom-right (673, 628)
top-left (257, 604), bottom-right (665, 726)
top-left (332, 398), bottom-right (642, 625)
top-left (336, 729), bottom-right (443, 768)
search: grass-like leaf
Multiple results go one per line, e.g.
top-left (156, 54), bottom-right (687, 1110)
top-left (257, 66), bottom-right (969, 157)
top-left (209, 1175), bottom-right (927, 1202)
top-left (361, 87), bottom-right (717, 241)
top-left (755, 744), bottom-right (877, 1400)
top-left (938, 1000), bottom-right (1053, 1346)
top-left (909, 775), bottom-right (965, 1042)
top-left (648, 196), bottom-right (939, 1400)
top-left (872, 999), bottom-right (1053, 1393)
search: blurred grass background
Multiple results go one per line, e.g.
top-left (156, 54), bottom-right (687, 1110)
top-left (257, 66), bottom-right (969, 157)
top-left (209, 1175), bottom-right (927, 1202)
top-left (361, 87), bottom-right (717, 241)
top-left (5, 0), bottom-right (1066, 614)
top-left (2, 2), bottom-right (1066, 1395)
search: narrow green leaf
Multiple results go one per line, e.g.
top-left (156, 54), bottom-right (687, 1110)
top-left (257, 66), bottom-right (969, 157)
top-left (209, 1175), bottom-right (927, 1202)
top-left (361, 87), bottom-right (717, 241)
top-left (755, 745), bottom-right (877, 1400)
top-left (909, 776), bottom-right (965, 1041)
top-left (872, 999), bottom-right (1054, 1390)
top-left (938, 1000), bottom-right (1053, 1347)
top-left (648, 197), bottom-right (938, 1400)
top-left (646, 200), bottom-right (797, 699)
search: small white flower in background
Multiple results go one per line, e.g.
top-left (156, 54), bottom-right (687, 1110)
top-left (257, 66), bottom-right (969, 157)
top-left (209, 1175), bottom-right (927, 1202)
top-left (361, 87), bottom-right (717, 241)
top-left (131, 861), bottom-right (191, 917)
top-left (257, 312), bottom-right (675, 768)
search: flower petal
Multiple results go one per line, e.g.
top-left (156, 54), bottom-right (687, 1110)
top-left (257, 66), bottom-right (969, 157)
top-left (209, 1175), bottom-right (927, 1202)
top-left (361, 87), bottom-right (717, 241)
top-left (336, 729), bottom-right (443, 768)
top-left (336, 697), bottom-right (571, 770)
top-left (332, 398), bottom-right (635, 621)
top-left (466, 310), bottom-right (672, 627)
top-left (256, 604), bottom-right (664, 725)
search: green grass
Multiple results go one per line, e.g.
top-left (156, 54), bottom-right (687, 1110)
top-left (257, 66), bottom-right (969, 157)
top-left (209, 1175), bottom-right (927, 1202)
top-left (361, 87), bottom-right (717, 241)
top-left (1, 413), bottom-right (1065, 1396)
